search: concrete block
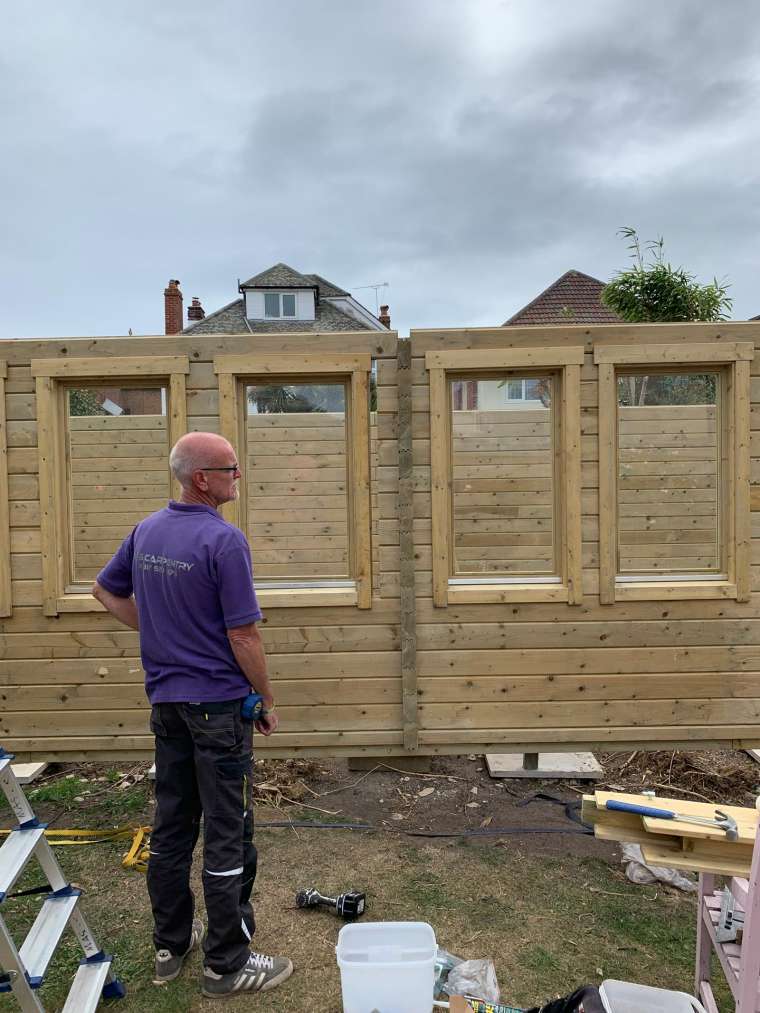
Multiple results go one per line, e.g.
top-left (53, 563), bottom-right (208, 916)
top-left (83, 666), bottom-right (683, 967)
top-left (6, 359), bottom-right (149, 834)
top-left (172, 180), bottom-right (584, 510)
top-left (486, 752), bottom-right (602, 779)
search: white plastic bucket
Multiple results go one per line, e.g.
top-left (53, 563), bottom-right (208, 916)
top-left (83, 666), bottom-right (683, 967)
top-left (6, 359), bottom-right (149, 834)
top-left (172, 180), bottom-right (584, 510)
top-left (600, 979), bottom-right (707, 1013)
top-left (336, 920), bottom-right (437, 1013)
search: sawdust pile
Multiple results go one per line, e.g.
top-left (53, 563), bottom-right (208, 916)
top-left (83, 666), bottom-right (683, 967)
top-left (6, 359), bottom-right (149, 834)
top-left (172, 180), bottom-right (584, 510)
top-left (599, 750), bottom-right (760, 806)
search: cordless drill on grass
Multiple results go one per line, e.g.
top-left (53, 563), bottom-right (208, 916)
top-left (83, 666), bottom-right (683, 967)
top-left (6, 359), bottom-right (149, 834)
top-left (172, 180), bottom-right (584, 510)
top-left (295, 888), bottom-right (366, 920)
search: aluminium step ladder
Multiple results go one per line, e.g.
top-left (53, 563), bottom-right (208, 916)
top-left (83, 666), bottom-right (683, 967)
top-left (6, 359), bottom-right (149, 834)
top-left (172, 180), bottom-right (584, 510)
top-left (0, 746), bottom-right (126, 1012)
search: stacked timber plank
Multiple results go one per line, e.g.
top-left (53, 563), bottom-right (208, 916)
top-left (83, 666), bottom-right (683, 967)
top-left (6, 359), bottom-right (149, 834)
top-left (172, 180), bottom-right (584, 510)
top-left (583, 791), bottom-right (759, 877)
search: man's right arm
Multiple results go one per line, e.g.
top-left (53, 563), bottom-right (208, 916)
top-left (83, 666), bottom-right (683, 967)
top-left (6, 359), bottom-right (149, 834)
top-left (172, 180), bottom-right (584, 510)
top-left (227, 621), bottom-right (276, 712)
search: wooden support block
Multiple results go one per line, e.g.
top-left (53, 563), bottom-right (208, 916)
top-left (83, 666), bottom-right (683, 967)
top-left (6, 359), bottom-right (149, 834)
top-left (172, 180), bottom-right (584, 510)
top-left (11, 761), bottom-right (48, 784)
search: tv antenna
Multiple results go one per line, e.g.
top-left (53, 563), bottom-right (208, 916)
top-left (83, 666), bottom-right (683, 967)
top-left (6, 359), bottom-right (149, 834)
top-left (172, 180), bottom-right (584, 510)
top-left (353, 281), bottom-right (389, 315)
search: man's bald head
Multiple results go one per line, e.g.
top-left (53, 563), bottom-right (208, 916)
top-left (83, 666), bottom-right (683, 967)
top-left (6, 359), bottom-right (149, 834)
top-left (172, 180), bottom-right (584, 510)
top-left (169, 432), bottom-right (235, 488)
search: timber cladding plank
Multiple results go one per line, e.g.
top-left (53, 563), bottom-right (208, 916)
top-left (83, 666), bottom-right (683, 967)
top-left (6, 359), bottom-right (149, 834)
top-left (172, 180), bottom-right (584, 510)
top-left (2, 677), bottom-right (401, 711)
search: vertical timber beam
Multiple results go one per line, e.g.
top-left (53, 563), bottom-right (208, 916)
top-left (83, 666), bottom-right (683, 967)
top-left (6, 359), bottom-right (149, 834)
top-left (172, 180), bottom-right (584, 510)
top-left (597, 361), bottom-right (617, 604)
top-left (397, 339), bottom-right (418, 751)
top-left (168, 371), bottom-right (187, 502)
top-left (350, 367), bottom-right (372, 609)
top-left (216, 371), bottom-right (239, 528)
top-left (563, 362), bottom-right (583, 604)
top-left (734, 357), bottom-right (751, 602)
top-left (0, 361), bottom-right (9, 617)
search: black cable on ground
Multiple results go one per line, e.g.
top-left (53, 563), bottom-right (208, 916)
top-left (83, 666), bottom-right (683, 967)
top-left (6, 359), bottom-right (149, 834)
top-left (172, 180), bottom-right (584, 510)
top-left (258, 821), bottom-right (592, 836)
top-left (258, 791), bottom-right (594, 836)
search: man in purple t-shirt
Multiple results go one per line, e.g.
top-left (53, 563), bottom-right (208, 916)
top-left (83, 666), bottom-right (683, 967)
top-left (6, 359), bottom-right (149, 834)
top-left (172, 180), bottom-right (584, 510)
top-left (93, 432), bottom-right (293, 998)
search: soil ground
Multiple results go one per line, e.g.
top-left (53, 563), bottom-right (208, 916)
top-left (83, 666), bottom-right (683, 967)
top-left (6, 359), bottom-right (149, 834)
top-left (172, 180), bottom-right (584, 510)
top-left (1, 749), bottom-right (757, 1012)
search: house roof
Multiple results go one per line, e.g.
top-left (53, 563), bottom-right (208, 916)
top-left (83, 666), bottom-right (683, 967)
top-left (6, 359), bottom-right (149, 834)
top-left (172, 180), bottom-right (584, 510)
top-left (183, 296), bottom-right (373, 335)
top-left (239, 262), bottom-right (319, 290)
top-left (303, 273), bottom-right (350, 298)
top-left (504, 269), bottom-right (623, 326)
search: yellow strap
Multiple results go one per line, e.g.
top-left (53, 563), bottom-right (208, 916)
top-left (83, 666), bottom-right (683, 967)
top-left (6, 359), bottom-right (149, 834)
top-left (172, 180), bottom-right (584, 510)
top-left (0, 825), bottom-right (153, 872)
top-left (122, 826), bottom-right (151, 873)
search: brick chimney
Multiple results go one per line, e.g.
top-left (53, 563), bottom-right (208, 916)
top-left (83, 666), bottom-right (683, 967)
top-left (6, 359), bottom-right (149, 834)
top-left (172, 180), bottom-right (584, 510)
top-left (379, 304), bottom-right (391, 328)
top-left (187, 296), bottom-right (205, 323)
top-left (164, 279), bottom-right (183, 335)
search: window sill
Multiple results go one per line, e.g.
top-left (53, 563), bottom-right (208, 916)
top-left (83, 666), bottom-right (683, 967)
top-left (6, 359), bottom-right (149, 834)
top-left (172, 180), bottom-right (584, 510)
top-left (54, 594), bottom-right (107, 613)
top-left (613, 581), bottom-right (738, 602)
top-left (447, 583), bottom-right (571, 605)
top-left (257, 586), bottom-right (359, 609)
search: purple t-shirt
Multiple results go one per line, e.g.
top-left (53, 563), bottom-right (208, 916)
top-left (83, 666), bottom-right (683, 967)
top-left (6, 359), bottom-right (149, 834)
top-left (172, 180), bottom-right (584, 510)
top-left (97, 502), bottom-right (262, 704)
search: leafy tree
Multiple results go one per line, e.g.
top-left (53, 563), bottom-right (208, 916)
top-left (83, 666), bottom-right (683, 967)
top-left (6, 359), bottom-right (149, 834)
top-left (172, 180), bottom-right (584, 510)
top-left (603, 227), bottom-right (731, 406)
top-left (68, 388), bottom-right (103, 416)
top-left (602, 227), bottom-right (732, 324)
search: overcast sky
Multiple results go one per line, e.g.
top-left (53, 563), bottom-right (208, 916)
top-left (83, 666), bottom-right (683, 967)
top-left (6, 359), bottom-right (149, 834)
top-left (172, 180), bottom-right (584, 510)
top-left (2, 1), bottom-right (759, 338)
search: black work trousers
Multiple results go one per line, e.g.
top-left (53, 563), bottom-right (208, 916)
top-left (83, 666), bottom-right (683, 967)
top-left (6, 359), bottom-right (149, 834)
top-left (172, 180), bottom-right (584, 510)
top-left (147, 700), bottom-right (257, 975)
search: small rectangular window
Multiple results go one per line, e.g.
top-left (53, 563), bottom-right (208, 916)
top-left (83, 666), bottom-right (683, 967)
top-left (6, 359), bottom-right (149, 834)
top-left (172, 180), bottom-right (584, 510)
top-left (264, 292), bottom-right (280, 317)
top-left (617, 371), bottom-right (720, 579)
top-left (452, 374), bottom-right (555, 577)
top-left (66, 385), bottom-right (169, 588)
top-left (246, 381), bottom-right (349, 582)
top-left (595, 341), bottom-right (752, 602)
top-left (214, 352), bottom-right (373, 608)
top-left (31, 354), bottom-right (189, 615)
top-left (426, 346), bottom-right (584, 605)
top-left (281, 293), bottom-right (296, 317)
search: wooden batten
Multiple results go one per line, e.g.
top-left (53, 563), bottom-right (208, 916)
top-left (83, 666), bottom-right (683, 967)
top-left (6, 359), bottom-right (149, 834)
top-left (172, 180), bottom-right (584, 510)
top-left (0, 360), bottom-right (10, 617)
top-left (1, 322), bottom-right (760, 759)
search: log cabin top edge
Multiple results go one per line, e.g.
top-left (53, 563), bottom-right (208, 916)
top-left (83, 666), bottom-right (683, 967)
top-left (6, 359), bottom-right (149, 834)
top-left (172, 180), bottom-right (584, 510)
top-left (0, 330), bottom-right (399, 363)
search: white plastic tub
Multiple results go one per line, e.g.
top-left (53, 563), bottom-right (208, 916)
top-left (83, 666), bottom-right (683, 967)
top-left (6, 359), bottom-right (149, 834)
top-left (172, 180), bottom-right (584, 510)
top-left (600, 979), bottom-right (707, 1013)
top-left (336, 921), bottom-right (437, 1013)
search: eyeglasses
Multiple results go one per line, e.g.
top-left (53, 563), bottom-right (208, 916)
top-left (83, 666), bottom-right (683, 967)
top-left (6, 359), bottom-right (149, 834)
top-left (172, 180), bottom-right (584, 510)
top-left (199, 465), bottom-right (240, 473)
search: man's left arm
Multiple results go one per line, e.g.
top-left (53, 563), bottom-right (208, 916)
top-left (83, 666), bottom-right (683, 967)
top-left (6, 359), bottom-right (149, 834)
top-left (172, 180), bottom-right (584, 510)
top-left (92, 581), bottom-right (139, 630)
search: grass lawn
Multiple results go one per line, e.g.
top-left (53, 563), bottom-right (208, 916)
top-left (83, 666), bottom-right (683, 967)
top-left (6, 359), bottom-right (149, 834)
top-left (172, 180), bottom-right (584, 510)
top-left (0, 768), bottom-right (735, 1011)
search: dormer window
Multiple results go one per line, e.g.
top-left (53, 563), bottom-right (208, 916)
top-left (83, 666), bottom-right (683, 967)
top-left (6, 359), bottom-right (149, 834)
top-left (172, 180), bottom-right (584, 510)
top-left (264, 292), bottom-right (297, 318)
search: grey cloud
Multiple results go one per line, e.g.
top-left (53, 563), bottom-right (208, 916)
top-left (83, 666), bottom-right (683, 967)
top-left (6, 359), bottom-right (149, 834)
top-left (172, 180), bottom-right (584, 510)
top-left (1, 0), bottom-right (760, 337)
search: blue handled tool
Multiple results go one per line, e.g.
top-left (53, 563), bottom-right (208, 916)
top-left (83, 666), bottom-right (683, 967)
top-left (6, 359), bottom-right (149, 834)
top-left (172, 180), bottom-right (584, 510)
top-left (241, 692), bottom-right (265, 722)
top-left (605, 799), bottom-right (738, 840)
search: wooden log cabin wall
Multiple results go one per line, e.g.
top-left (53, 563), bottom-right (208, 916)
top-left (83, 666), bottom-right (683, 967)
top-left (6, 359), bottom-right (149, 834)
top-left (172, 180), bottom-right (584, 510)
top-left (1, 322), bottom-right (759, 760)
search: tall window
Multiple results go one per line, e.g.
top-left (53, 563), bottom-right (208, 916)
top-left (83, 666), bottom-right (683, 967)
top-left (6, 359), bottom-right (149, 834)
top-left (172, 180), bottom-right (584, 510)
top-left (451, 374), bottom-right (555, 578)
top-left (426, 347), bottom-right (583, 605)
top-left (32, 355), bottom-right (188, 614)
top-left (246, 381), bottom-right (350, 582)
top-left (66, 385), bottom-right (169, 585)
top-left (214, 354), bottom-right (372, 608)
top-left (617, 371), bottom-right (720, 579)
top-left (595, 342), bottom-right (752, 602)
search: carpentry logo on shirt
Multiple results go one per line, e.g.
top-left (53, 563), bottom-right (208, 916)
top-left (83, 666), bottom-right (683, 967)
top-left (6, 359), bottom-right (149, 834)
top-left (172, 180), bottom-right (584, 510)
top-left (136, 552), bottom-right (195, 578)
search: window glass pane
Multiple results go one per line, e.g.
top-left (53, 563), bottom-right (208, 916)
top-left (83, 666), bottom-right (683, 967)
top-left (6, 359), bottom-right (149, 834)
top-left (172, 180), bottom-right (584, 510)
top-left (281, 293), bottom-right (296, 317)
top-left (66, 386), bottom-right (169, 585)
top-left (246, 382), bottom-right (348, 581)
top-left (264, 292), bottom-right (280, 317)
top-left (525, 378), bottom-right (543, 400)
top-left (617, 371), bottom-right (720, 575)
top-left (451, 376), bottom-right (555, 576)
top-left (506, 379), bottom-right (523, 400)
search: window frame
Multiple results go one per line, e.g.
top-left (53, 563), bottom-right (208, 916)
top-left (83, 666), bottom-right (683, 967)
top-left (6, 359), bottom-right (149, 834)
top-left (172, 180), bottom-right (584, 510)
top-left (503, 377), bottom-right (543, 406)
top-left (425, 346), bottom-right (584, 606)
top-left (0, 360), bottom-right (10, 617)
top-left (31, 355), bottom-right (189, 615)
top-left (214, 353), bottom-right (373, 609)
top-left (594, 341), bottom-right (752, 603)
top-left (263, 292), bottom-right (298, 319)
